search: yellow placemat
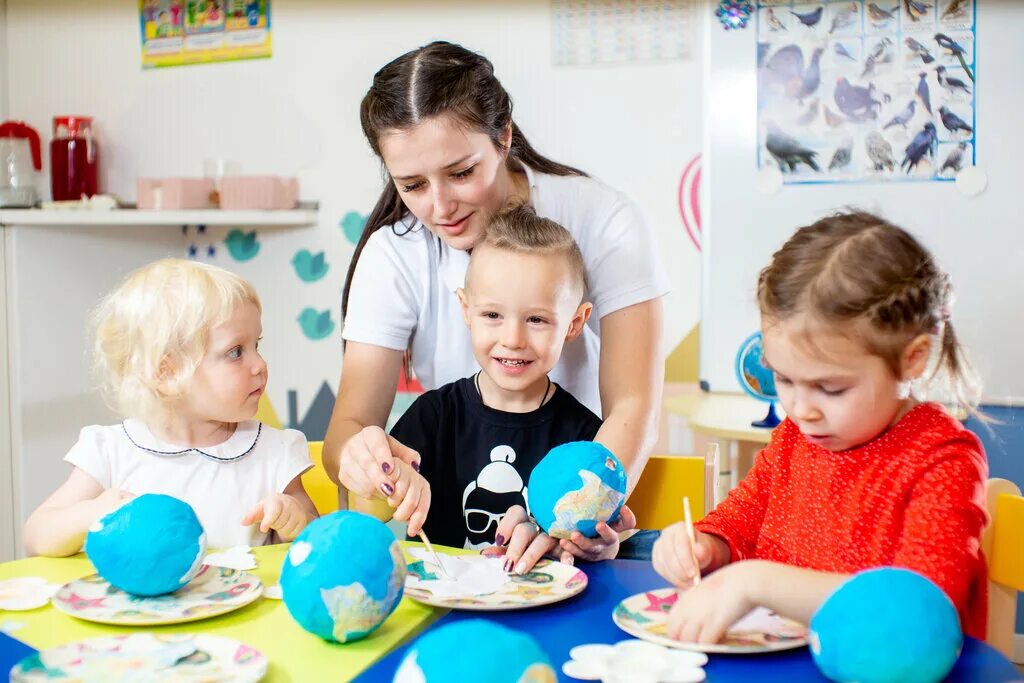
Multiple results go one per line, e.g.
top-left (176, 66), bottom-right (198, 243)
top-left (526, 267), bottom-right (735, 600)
top-left (0, 543), bottom-right (447, 682)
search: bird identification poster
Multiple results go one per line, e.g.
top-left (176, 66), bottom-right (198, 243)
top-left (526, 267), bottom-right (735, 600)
top-left (755, 1), bottom-right (976, 184)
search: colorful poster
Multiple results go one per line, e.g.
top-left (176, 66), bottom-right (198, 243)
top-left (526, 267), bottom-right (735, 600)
top-left (140, 0), bottom-right (271, 68)
top-left (755, 1), bottom-right (976, 184)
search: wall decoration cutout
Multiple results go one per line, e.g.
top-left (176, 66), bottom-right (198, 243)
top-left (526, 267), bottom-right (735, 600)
top-left (340, 211), bottom-right (368, 245)
top-left (298, 307), bottom-right (335, 340)
top-left (224, 229), bottom-right (261, 261)
top-left (292, 249), bottom-right (329, 282)
top-left (139, 1), bottom-right (271, 69)
top-left (717, 1), bottom-right (755, 30)
top-left (755, 1), bottom-right (976, 184)
top-left (677, 154), bottom-right (702, 251)
top-left (183, 225), bottom-right (219, 261)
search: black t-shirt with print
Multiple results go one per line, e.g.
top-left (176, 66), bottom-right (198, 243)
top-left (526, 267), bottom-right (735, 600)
top-left (390, 376), bottom-right (603, 549)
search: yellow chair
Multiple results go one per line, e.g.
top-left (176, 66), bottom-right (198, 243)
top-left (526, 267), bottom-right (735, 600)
top-left (627, 454), bottom-right (709, 529)
top-left (982, 478), bottom-right (1024, 660)
top-left (302, 441), bottom-right (340, 516)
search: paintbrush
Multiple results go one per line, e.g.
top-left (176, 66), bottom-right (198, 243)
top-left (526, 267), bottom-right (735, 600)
top-left (418, 529), bottom-right (449, 578)
top-left (683, 496), bottom-right (701, 586)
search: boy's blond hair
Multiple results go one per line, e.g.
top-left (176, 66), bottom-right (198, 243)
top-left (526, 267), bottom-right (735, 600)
top-left (472, 204), bottom-right (587, 301)
top-left (93, 258), bottom-right (261, 425)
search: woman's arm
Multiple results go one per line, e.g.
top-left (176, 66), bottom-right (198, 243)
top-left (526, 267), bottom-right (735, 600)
top-left (557, 297), bottom-right (663, 562)
top-left (595, 298), bottom-right (664, 492)
top-left (323, 342), bottom-right (404, 491)
top-left (322, 341), bottom-right (428, 529)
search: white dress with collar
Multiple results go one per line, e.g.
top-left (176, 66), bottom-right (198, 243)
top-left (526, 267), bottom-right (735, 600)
top-left (64, 420), bottom-right (312, 549)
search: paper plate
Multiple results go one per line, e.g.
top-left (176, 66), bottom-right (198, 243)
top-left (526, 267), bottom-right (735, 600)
top-left (404, 552), bottom-right (587, 610)
top-left (51, 565), bottom-right (262, 626)
top-left (613, 588), bottom-right (808, 654)
top-left (10, 632), bottom-right (267, 682)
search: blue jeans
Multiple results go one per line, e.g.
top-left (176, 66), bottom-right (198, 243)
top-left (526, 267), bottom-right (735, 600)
top-left (617, 529), bottom-right (661, 560)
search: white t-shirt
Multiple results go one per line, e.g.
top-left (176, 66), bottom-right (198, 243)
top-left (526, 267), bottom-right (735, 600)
top-left (65, 420), bottom-right (312, 549)
top-left (342, 165), bottom-right (671, 416)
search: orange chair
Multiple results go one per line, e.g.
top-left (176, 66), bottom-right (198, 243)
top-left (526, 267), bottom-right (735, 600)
top-left (302, 441), bottom-right (340, 516)
top-left (628, 454), bottom-right (711, 529)
top-left (982, 478), bottom-right (1024, 661)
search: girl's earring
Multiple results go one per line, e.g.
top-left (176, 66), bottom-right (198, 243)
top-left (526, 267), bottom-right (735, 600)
top-left (896, 380), bottom-right (912, 400)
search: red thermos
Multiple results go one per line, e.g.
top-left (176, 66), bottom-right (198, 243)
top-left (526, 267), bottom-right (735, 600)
top-left (50, 116), bottom-right (98, 200)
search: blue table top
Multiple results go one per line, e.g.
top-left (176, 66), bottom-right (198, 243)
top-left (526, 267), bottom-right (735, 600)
top-left (357, 559), bottom-right (1021, 683)
top-left (4, 559), bottom-right (1019, 682)
top-left (1, 631), bottom-right (37, 679)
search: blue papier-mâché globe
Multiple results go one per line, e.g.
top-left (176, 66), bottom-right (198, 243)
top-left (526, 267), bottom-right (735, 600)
top-left (393, 619), bottom-right (556, 683)
top-left (84, 493), bottom-right (206, 597)
top-left (810, 567), bottom-right (962, 683)
top-left (527, 441), bottom-right (627, 539)
top-left (280, 510), bottom-right (406, 643)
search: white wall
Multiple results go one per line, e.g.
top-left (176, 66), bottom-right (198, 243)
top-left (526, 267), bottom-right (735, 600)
top-left (3, 0), bottom-right (704, 533)
top-left (0, 0), bottom-right (15, 560)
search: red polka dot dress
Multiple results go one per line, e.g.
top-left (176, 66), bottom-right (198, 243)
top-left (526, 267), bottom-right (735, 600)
top-left (694, 402), bottom-right (989, 638)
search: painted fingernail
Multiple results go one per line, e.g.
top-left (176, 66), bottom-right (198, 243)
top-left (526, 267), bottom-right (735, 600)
top-left (380, 482), bottom-right (394, 496)
top-left (495, 534), bottom-right (505, 546)
top-left (503, 558), bottom-right (514, 573)
top-left (381, 461), bottom-right (391, 474)
top-left (412, 461), bottom-right (420, 472)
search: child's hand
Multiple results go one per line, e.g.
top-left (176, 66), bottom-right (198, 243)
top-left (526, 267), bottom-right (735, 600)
top-left (557, 505), bottom-right (637, 563)
top-left (484, 505), bottom-right (561, 575)
top-left (242, 493), bottom-right (310, 542)
top-left (653, 522), bottom-right (716, 588)
top-left (89, 489), bottom-right (134, 520)
top-left (666, 561), bottom-right (758, 644)
top-left (385, 460), bottom-right (431, 537)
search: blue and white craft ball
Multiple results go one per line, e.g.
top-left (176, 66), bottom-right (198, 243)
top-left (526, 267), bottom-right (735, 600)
top-left (280, 511), bottom-right (406, 643)
top-left (810, 568), bottom-right (962, 683)
top-left (84, 493), bottom-right (206, 597)
top-left (527, 441), bottom-right (627, 539)
top-left (393, 619), bottom-right (556, 683)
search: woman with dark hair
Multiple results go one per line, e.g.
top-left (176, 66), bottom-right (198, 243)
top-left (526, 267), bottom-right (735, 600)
top-left (325, 41), bottom-right (668, 571)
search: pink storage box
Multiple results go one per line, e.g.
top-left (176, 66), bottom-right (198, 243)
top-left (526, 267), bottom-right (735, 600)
top-left (137, 178), bottom-right (215, 210)
top-left (219, 176), bottom-right (298, 210)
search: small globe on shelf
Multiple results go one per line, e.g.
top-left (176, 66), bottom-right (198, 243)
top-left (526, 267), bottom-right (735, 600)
top-left (735, 331), bottom-right (781, 429)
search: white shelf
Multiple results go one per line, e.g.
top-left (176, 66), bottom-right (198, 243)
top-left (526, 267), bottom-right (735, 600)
top-left (0, 207), bottom-right (319, 227)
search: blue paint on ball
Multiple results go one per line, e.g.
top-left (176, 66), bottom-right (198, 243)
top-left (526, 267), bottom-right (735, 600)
top-left (393, 619), bottom-right (554, 682)
top-left (810, 568), bottom-right (962, 683)
top-left (280, 511), bottom-right (406, 643)
top-left (85, 493), bottom-right (206, 597)
top-left (527, 441), bottom-right (627, 539)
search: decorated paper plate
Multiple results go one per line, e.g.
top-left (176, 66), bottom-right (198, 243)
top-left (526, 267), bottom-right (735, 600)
top-left (10, 632), bottom-right (267, 682)
top-left (51, 565), bottom-right (263, 626)
top-left (404, 549), bottom-right (587, 610)
top-left (613, 587), bottom-right (808, 654)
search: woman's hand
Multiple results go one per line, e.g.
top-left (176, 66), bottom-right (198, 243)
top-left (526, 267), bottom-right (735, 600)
top-left (337, 425), bottom-right (430, 528)
top-left (337, 426), bottom-right (422, 497)
top-left (483, 505), bottom-right (563, 574)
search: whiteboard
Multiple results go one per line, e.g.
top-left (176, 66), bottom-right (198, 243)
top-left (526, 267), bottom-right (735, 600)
top-left (700, 3), bottom-right (1024, 405)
